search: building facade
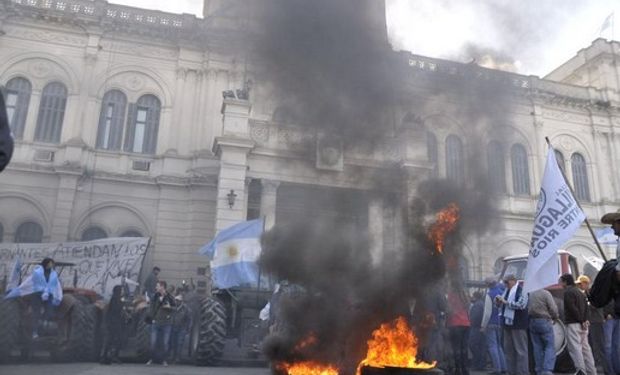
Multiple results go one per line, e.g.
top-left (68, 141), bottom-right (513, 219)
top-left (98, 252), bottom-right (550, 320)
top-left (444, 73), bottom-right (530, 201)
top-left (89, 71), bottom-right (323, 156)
top-left (0, 0), bottom-right (619, 287)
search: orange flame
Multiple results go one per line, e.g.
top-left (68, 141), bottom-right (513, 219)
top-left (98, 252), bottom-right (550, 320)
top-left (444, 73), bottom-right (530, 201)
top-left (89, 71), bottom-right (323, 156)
top-left (356, 316), bottom-right (436, 375)
top-left (427, 203), bottom-right (460, 253)
top-left (277, 361), bottom-right (339, 375)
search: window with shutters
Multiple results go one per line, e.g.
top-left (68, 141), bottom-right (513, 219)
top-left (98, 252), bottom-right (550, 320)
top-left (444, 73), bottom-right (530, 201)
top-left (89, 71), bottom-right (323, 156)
top-left (555, 150), bottom-right (566, 172)
top-left (446, 135), bottom-right (464, 183)
top-left (427, 132), bottom-right (438, 176)
top-left (511, 143), bottom-right (530, 195)
top-left (15, 222), bottom-right (43, 243)
top-left (571, 153), bottom-right (590, 202)
top-left (3, 77), bottom-right (32, 139)
top-left (487, 141), bottom-right (506, 193)
top-left (124, 95), bottom-right (160, 154)
top-left (81, 226), bottom-right (108, 241)
top-left (247, 179), bottom-right (262, 220)
top-left (35, 82), bottom-right (68, 143)
top-left (96, 90), bottom-right (127, 150)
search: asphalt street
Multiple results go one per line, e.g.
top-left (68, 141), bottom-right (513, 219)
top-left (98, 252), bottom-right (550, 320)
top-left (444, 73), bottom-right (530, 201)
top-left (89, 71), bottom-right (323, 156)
top-left (0, 363), bottom-right (273, 375)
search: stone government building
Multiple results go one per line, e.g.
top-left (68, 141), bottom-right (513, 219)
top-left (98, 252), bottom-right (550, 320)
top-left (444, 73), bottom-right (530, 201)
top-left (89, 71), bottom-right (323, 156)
top-left (0, 0), bottom-right (619, 288)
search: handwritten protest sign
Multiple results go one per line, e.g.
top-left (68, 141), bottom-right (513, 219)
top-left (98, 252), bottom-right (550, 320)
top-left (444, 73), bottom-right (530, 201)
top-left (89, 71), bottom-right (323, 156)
top-left (0, 237), bottom-right (149, 300)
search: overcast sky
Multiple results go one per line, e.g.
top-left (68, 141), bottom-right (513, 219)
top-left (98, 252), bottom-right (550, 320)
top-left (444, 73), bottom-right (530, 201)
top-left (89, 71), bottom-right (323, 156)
top-left (111, 0), bottom-right (618, 77)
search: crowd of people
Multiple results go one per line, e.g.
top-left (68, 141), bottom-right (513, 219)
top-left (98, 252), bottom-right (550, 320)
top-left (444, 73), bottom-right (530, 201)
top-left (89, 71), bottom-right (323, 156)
top-left (99, 266), bottom-right (193, 366)
top-left (418, 272), bottom-right (620, 375)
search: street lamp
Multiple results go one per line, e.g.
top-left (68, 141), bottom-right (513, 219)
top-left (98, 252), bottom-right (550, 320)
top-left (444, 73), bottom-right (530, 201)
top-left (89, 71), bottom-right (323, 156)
top-left (227, 189), bottom-right (237, 208)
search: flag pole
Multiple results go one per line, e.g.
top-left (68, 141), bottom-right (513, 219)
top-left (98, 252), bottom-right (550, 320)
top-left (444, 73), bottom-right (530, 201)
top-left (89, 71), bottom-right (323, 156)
top-left (545, 137), bottom-right (608, 261)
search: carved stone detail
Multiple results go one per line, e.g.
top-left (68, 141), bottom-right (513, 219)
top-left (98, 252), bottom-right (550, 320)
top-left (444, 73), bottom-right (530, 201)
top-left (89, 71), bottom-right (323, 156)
top-left (249, 122), bottom-right (269, 144)
top-left (126, 75), bottom-right (145, 92)
top-left (542, 109), bottom-right (589, 124)
top-left (28, 60), bottom-right (53, 78)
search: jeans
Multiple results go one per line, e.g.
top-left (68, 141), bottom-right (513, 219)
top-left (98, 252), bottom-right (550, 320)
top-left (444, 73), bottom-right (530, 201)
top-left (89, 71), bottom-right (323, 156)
top-left (503, 328), bottom-right (528, 375)
top-left (486, 324), bottom-right (507, 373)
top-left (566, 323), bottom-right (597, 375)
top-left (170, 327), bottom-right (187, 360)
top-left (529, 318), bottom-right (555, 375)
top-left (589, 322), bottom-right (613, 375)
top-left (150, 323), bottom-right (172, 361)
top-left (469, 327), bottom-right (487, 370)
top-left (604, 319), bottom-right (620, 373)
top-left (449, 326), bottom-right (470, 375)
top-left (30, 292), bottom-right (55, 335)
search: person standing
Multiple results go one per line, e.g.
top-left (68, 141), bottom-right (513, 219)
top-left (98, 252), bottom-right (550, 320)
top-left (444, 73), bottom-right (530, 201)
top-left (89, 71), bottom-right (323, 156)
top-left (577, 275), bottom-right (614, 375)
top-left (527, 287), bottom-right (559, 375)
top-left (560, 273), bottom-right (597, 375)
top-left (497, 274), bottom-right (529, 375)
top-left (603, 300), bottom-right (620, 375)
top-left (481, 277), bottom-right (507, 375)
top-left (469, 291), bottom-right (487, 371)
top-left (170, 294), bottom-right (191, 363)
top-left (143, 266), bottom-right (160, 300)
top-left (100, 285), bottom-right (126, 364)
top-left (447, 279), bottom-right (471, 375)
top-left (146, 280), bottom-right (175, 366)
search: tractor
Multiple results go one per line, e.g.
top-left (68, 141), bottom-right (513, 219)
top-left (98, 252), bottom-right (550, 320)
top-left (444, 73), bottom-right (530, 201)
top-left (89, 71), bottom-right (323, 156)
top-left (0, 261), bottom-right (103, 362)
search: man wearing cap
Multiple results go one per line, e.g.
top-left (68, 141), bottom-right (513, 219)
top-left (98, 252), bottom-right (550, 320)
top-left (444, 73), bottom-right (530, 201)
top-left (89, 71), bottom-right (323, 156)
top-left (170, 294), bottom-right (191, 364)
top-left (527, 286), bottom-right (559, 375)
top-left (561, 273), bottom-right (596, 375)
top-left (497, 274), bottom-right (529, 375)
top-left (577, 275), bottom-right (613, 375)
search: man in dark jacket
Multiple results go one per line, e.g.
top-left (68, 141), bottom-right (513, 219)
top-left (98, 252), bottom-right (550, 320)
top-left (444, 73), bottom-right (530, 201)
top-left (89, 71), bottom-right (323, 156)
top-left (469, 291), bottom-right (486, 370)
top-left (0, 90), bottom-right (14, 172)
top-left (561, 273), bottom-right (596, 375)
top-left (146, 280), bottom-right (175, 366)
top-left (170, 294), bottom-right (191, 363)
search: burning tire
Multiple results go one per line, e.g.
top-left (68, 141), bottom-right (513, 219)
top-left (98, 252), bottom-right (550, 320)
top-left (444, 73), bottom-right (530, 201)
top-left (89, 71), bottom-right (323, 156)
top-left (190, 297), bottom-right (226, 366)
top-left (0, 299), bottom-right (20, 362)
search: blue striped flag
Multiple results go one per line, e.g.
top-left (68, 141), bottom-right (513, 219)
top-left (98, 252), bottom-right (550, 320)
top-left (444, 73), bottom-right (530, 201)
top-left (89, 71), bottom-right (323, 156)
top-left (198, 219), bottom-right (264, 289)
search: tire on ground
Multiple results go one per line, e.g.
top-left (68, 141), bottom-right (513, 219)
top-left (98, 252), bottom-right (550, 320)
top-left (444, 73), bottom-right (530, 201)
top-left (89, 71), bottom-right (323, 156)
top-left (191, 297), bottom-right (226, 366)
top-left (135, 310), bottom-right (151, 362)
top-left (0, 299), bottom-right (20, 362)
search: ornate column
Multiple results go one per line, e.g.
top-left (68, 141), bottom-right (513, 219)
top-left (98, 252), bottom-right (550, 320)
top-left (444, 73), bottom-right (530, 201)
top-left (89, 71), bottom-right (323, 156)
top-left (260, 179), bottom-right (280, 230)
top-left (212, 97), bottom-right (254, 232)
top-left (50, 173), bottom-right (80, 241)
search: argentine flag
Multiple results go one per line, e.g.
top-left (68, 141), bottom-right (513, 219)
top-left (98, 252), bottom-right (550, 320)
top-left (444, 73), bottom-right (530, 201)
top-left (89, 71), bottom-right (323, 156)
top-left (198, 219), bottom-right (264, 289)
top-left (5, 265), bottom-right (63, 306)
top-left (595, 227), bottom-right (617, 245)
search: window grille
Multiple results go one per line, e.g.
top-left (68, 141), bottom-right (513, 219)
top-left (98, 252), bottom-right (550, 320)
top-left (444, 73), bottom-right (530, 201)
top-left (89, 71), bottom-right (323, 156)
top-left (446, 135), bottom-right (464, 183)
top-left (81, 226), bottom-right (108, 241)
top-left (34, 82), bottom-right (68, 143)
top-left (96, 90), bottom-right (127, 150)
top-left (3, 77), bottom-right (32, 139)
top-left (124, 95), bottom-right (160, 154)
top-left (15, 222), bottom-right (43, 243)
top-left (571, 153), bottom-right (590, 202)
top-left (511, 144), bottom-right (530, 195)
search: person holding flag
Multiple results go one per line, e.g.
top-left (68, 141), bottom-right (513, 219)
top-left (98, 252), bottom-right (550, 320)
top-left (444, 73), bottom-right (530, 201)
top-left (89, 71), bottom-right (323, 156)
top-left (198, 218), bottom-right (265, 290)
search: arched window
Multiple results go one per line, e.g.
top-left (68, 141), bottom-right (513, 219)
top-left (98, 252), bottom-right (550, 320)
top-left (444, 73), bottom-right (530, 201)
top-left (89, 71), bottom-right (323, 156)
top-left (35, 82), bottom-right (68, 143)
top-left (15, 222), bottom-right (43, 243)
top-left (121, 230), bottom-right (143, 237)
top-left (555, 150), bottom-right (566, 172)
top-left (511, 144), bottom-right (530, 195)
top-left (487, 141), bottom-right (506, 193)
top-left (124, 95), bottom-right (160, 154)
top-left (3, 77), bottom-right (32, 139)
top-left (81, 226), bottom-right (108, 241)
top-left (96, 90), bottom-right (127, 150)
top-left (446, 135), bottom-right (464, 183)
top-left (571, 153), bottom-right (591, 202)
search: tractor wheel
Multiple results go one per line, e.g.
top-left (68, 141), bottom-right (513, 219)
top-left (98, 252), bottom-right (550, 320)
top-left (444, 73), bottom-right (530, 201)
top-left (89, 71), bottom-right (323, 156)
top-left (81, 304), bottom-right (101, 361)
top-left (191, 297), bottom-right (226, 366)
top-left (135, 312), bottom-right (151, 362)
top-left (0, 299), bottom-right (20, 362)
top-left (51, 300), bottom-right (92, 362)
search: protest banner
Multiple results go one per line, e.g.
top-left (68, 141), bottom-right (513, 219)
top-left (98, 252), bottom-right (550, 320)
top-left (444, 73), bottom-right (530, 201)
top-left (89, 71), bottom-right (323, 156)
top-left (0, 237), bottom-right (149, 300)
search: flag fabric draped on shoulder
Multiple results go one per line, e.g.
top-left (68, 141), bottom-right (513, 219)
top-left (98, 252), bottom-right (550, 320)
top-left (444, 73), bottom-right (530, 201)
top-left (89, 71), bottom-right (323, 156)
top-left (5, 265), bottom-right (63, 306)
top-left (523, 147), bottom-right (585, 293)
top-left (198, 219), bottom-right (264, 289)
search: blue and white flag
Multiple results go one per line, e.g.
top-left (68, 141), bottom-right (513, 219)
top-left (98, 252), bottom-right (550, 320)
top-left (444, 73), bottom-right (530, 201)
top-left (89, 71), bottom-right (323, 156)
top-left (595, 227), bottom-right (617, 245)
top-left (198, 219), bottom-right (264, 289)
top-left (5, 265), bottom-right (63, 306)
top-left (523, 146), bottom-right (586, 293)
top-left (6, 258), bottom-right (22, 292)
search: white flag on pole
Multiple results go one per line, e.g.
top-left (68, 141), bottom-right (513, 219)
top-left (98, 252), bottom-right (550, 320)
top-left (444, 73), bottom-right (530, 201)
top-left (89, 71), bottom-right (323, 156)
top-left (523, 147), bottom-right (585, 293)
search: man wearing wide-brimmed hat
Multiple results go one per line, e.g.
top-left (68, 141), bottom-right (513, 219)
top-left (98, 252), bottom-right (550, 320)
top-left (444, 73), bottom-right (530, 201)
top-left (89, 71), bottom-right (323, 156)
top-left (601, 209), bottom-right (620, 267)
